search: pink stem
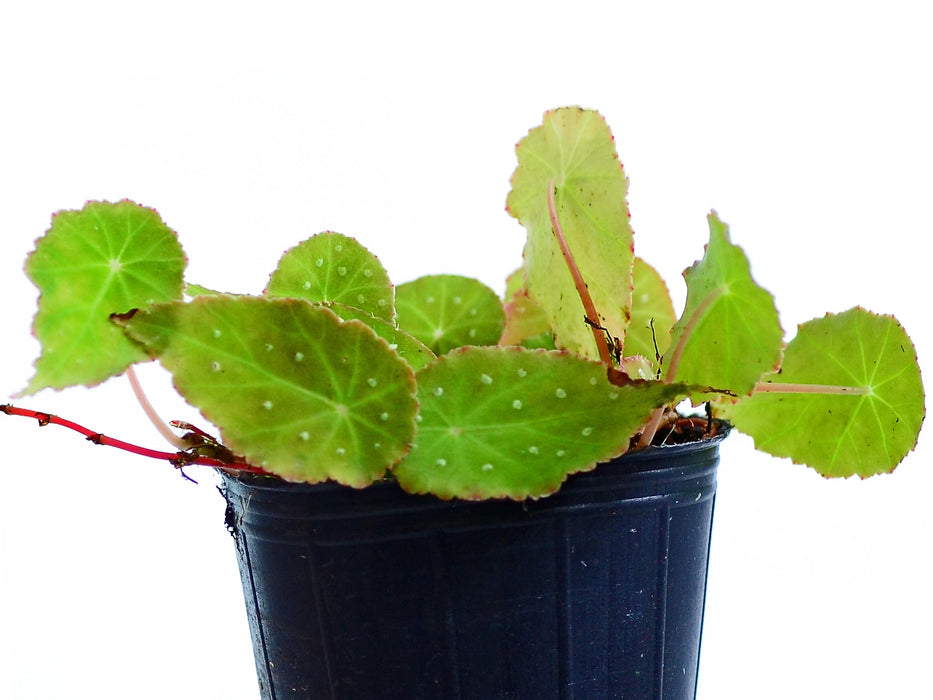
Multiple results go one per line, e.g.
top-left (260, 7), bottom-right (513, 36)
top-left (546, 179), bottom-right (616, 369)
top-left (126, 365), bottom-right (188, 449)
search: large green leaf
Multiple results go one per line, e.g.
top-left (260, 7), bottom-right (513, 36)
top-left (395, 274), bottom-right (505, 355)
top-left (717, 308), bottom-right (925, 477)
top-left (665, 212), bottom-right (782, 396)
top-left (394, 346), bottom-right (689, 500)
top-left (23, 200), bottom-right (186, 393)
top-left (120, 296), bottom-right (418, 485)
top-left (265, 231), bottom-right (395, 322)
top-left (506, 107), bottom-right (633, 360)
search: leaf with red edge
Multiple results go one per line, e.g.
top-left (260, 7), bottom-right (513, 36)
top-left (507, 107), bottom-right (634, 360)
top-left (121, 296), bottom-right (418, 486)
top-left (394, 346), bottom-right (689, 500)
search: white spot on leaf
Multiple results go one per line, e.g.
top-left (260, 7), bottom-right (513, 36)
top-left (480, 373), bottom-right (493, 385)
top-left (512, 400), bottom-right (522, 409)
top-left (556, 388), bottom-right (567, 399)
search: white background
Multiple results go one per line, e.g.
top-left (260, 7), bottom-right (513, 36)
top-left (1, 2), bottom-right (930, 698)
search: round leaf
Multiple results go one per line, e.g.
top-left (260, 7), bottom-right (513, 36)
top-left (266, 231), bottom-right (395, 322)
top-left (395, 274), bottom-right (505, 355)
top-left (121, 296), bottom-right (418, 486)
top-left (394, 346), bottom-right (689, 500)
top-left (23, 200), bottom-right (186, 393)
top-left (718, 308), bottom-right (925, 477)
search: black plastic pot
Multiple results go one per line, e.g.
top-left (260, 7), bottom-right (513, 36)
top-left (221, 433), bottom-right (726, 700)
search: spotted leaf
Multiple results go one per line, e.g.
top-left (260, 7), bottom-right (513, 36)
top-left (120, 296), bottom-right (418, 486)
top-left (325, 302), bottom-right (436, 371)
top-left (394, 346), bottom-right (689, 500)
top-left (266, 231), bottom-right (395, 322)
top-left (395, 274), bottom-right (505, 355)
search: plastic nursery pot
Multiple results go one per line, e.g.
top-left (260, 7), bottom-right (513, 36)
top-left (221, 431), bottom-right (727, 700)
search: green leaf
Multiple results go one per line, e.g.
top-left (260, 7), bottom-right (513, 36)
top-left (717, 308), bottom-right (925, 478)
top-left (506, 107), bottom-right (634, 360)
top-left (665, 212), bottom-right (782, 396)
top-left (500, 269), bottom-right (555, 349)
top-left (185, 282), bottom-right (224, 297)
top-left (120, 296), bottom-right (418, 486)
top-left (623, 257), bottom-right (677, 368)
top-left (394, 346), bottom-right (689, 500)
top-left (266, 231), bottom-right (395, 322)
top-left (22, 200), bottom-right (186, 394)
top-left (324, 302), bottom-right (436, 371)
top-left (395, 274), bottom-right (505, 354)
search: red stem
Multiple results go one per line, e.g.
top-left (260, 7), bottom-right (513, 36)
top-left (0, 403), bottom-right (268, 475)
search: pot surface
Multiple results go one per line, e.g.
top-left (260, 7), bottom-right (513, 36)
top-left (223, 433), bottom-right (726, 700)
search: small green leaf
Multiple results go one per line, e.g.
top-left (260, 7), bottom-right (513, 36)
top-left (507, 107), bottom-right (634, 360)
top-left (665, 212), bottom-right (782, 396)
top-left (394, 346), bottom-right (689, 500)
top-left (121, 296), bottom-right (418, 486)
top-left (500, 270), bottom-right (555, 349)
top-left (718, 308), bottom-right (925, 478)
top-left (325, 302), bottom-right (436, 371)
top-left (23, 200), bottom-right (186, 394)
top-left (266, 231), bottom-right (394, 322)
top-left (395, 275), bottom-right (505, 355)
top-left (624, 257), bottom-right (676, 368)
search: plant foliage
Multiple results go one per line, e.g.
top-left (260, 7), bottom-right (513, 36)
top-left (12, 107), bottom-right (925, 498)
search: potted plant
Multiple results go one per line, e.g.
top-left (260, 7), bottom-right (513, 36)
top-left (3, 107), bottom-right (924, 699)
